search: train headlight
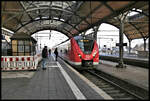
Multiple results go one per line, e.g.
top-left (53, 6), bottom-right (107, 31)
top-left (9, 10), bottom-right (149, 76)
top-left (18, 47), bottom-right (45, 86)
top-left (78, 54), bottom-right (82, 58)
top-left (92, 51), bottom-right (97, 57)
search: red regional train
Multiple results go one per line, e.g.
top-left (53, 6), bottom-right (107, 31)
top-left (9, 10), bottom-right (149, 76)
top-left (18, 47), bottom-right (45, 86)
top-left (58, 35), bottom-right (99, 70)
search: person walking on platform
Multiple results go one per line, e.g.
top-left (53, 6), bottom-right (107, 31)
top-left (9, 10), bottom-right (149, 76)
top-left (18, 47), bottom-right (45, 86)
top-left (49, 49), bottom-right (51, 57)
top-left (54, 48), bottom-right (58, 61)
top-left (42, 46), bottom-right (48, 70)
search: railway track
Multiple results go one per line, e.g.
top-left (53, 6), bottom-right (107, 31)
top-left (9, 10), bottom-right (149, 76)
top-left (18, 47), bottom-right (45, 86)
top-left (80, 69), bottom-right (148, 100)
top-left (59, 57), bottom-right (148, 99)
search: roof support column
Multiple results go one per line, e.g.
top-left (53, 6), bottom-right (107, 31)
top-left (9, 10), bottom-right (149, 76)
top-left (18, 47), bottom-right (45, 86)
top-left (81, 30), bottom-right (86, 37)
top-left (128, 39), bottom-right (132, 54)
top-left (143, 38), bottom-right (147, 51)
top-left (116, 19), bottom-right (126, 68)
top-left (148, 38), bottom-right (149, 51)
top-left (93, 26), bottom-right (99, 41)
top-left (84, 30), bottom-right (87, 35)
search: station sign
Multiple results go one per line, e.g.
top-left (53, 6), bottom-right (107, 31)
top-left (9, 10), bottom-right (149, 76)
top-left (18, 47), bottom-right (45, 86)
top-left (116, 43), bottom-right (127, 46)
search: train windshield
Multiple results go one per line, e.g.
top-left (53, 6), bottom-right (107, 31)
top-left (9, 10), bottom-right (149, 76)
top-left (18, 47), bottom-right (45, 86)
top-left (76, 39), bottom-right (94, 54)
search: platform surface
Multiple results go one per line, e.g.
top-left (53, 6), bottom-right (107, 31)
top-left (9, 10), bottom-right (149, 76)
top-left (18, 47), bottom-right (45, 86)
top-left (100, 53), bottom-right (148, 61)
top-left (2, 55), bottom-right (112, 100)
top-left (97, 60), bottom-right (149, 91)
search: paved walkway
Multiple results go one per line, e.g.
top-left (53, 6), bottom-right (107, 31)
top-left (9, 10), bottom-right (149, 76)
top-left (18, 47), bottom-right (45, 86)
top-left (2, 57), bottom-right (75, 99)
top-left (2, 55), bottom-right (110, 100)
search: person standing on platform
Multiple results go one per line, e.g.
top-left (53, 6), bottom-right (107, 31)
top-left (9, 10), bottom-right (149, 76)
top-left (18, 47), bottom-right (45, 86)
top-left (54, 48), bottom-right (58, 61)
top-left (49, 49), bottom-right (51, 57)
top-left (42, 46), bottom-right (48, 70)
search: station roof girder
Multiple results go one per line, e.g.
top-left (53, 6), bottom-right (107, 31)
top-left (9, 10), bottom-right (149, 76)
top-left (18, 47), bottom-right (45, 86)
top-left (1, 1), bottom-right (149, 40)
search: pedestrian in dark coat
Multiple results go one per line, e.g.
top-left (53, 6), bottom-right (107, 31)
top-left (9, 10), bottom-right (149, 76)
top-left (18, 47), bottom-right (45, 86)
top-left (54, 48), bottom-right (58, 61)
top-left (42, 46), bottom-right (48, 70)
top-left (49, 49), bottom-right (51, 57)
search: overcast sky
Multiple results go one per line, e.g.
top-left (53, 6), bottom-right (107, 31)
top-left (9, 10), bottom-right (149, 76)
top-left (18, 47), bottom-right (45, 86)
top-left (32, 30), bottom-right (68, 49)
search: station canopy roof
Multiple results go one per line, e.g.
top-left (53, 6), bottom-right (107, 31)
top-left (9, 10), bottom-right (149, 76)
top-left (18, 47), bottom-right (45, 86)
top-left (2, 1), bottom-right (149, 40)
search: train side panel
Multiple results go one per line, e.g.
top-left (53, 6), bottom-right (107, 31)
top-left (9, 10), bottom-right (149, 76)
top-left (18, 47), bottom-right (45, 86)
top-left (59, 37), bottom-right (99, 69)
top-left (69, 38), bottom-right (82, 65)
top-left (92, 40), bottom-right (99, 65)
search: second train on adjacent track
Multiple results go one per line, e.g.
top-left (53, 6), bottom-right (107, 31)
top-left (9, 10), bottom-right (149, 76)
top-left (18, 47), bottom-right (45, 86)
top-left (58, 35), bottom-right (99, 70)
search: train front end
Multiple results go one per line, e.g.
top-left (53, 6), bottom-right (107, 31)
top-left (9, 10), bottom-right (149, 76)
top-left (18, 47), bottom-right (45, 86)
top-left (73, 36), bottom-right (99, 69)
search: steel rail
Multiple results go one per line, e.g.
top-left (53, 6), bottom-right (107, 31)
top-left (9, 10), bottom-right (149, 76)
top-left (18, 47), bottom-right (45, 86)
top-left (86, 69), bottom-right (144, 100)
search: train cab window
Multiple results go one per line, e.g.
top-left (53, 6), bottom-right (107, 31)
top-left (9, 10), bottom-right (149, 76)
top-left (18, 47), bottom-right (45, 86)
top-left (76, 39), bottom-right (94, 54)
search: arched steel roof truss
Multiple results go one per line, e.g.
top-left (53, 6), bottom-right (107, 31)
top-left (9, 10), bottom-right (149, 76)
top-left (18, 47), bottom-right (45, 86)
top-left (1, 1), bottom-right (149, 40)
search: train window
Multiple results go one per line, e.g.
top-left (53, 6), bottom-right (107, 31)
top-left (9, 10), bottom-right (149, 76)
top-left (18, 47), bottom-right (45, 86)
top-left (76, 39), bottom-right (94, 54)
top-left (80, 40), bottom-right (89, 42)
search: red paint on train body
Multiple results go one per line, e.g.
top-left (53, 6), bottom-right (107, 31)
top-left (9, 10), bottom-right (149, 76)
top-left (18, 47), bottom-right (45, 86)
top-left (58, 36), bottom-right (99, 69)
